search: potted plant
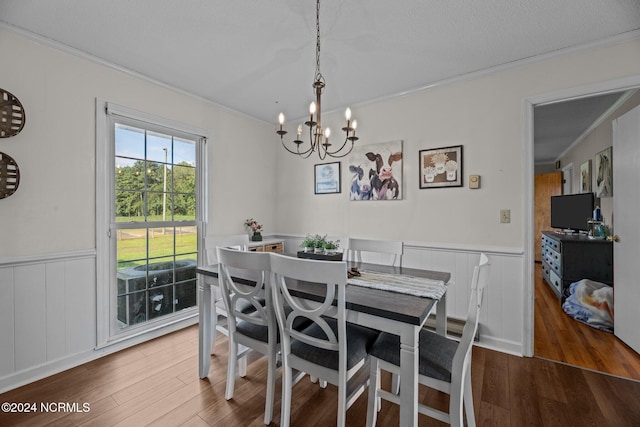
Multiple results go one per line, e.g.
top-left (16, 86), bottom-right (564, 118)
top-left (323, 239), bottom-right (340, 255)
top-left (244, 218), bottom-right (263, 241)
top-left (313, 234), bottom-right (326, 253)
top-left (300, 235), bottom-right (316, 252)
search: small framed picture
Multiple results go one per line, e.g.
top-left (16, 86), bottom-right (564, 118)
top-left (595, 147), bottom-right (612, 198)
top-left (314, 162), bottom-right (341, 194)
top-left (419, 145), bottom-right (463, 189)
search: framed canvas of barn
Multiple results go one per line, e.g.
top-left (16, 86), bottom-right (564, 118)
top-left (347, 140), bottom-right (403, 201)
top-left (419, 145), bottom-right (463, 189)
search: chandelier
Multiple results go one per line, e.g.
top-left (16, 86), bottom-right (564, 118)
top-left (276, 0), bottom-right (358, 159)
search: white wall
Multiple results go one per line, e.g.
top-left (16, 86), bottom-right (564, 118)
top-left (0, 26), bottom-right (274, 391)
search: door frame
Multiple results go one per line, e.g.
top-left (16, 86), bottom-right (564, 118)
top-left (522, 75), bottom-right (640, 357)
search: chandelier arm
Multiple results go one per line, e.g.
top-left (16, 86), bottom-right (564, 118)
top-left (280, 136), bottom-right (313, 156)
top-left (324, 136), bottom-right (350, 156)
top-left (325, 141), bottom-right (354, 158)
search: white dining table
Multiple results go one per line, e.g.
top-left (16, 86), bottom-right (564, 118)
top-left (196, 261), bottom-right (450, 427)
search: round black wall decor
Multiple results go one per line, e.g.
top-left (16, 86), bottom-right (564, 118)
top-left (0, 151), bottom-right (20, 198)
top-left (0, 88), bottom-right (26, 138)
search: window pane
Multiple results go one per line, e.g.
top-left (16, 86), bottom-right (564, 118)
top-left (115, 124), bottom-right (145, 160)
top-left (148, 228), bottom-right (175, 259)
top-left (117, 262), bottom-right (148, 293)
top-left (174, 194), bottom-right (195, 220)
top-left (174, 137), bottom-right (196, 166)
top-left (146, 192), bottom-right (172, 221)
top-left (116, 228), bottom-right (147, 264)
top-left (147, 257), bottom-right (176, 287)
top-left (147, 131), bottom-right (172, 163)
top-left (115, 190), bottom-right (144, 220)
top-left (115, 159), bottom-right (145, 191)
top-left (174, 164), bottom-right (194, 193)
top-left (149, 285), bottom-right (173, 319)
top-left (175, 281), bottom-right (197, 312)
top-left (146, 160), bottom-right (172, 191)
top-left (117, 291), bottom-right (147, 328)
top-left (175, 226), bottom-right (197, 256)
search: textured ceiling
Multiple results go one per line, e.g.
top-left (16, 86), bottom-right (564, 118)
top-left (534, 91), bottom-right (633, 164)
top-left (1, 0), bottom-right (639, 162)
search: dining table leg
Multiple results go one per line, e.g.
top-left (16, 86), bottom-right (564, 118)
top-left (436, 290), bottom-right (448, 336)
top-left (198, 274), bottom-right (212, 378)
top-left (398, 325), bottom-right (420, 427)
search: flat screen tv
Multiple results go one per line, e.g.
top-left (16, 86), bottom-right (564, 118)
top-left (550, 193), bottom-right (594, 232)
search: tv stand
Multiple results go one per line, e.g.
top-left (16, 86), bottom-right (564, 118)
top-left (541, 230), bottom-right (613, 299)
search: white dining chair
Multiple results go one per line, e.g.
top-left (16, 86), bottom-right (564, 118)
top-left (346, 237), bottom-right (404, 267)
top-left (216, 247), bottom-right (277, 425)
top-left (366, 253), bottom-right (490, 427)
top-left (203, 234), bottom-right (250, 352)
top-left (270, 253), bottom-right (380, 427)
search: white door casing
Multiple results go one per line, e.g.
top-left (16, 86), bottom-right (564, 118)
top-left (612, 104), bottom-right (640, 355)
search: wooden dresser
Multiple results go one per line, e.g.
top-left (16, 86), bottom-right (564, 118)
top-left (541, 230), bottom-right (613, 299)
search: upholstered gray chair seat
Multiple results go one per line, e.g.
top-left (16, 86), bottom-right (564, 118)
top-left (369, 330), bottom-right (458, 382)
top-left (291, 318), bottom-right (379, 371)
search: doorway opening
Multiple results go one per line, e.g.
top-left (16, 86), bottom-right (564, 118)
top-left (525, 76), bottom-right (640, 381)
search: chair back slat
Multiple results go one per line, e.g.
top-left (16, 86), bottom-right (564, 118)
top-left (347, 237), bottom-right (403, 266)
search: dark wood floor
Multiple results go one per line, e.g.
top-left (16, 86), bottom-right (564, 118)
top-left (534, 262), bottom-right (640, 381)
top-left (2, 322), bottom-right (640, 426)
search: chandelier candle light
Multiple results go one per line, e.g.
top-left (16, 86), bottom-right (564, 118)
top-left (276, 0), bottom-right (359, 159)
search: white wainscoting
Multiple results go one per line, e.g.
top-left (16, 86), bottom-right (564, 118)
top-left (402, 243), bottom-right (524, 355)
top-left (0, 250), bottom-right (97, 393)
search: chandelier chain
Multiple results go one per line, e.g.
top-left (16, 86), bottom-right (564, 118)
top-left (315, 0), bottom-right (323, 82)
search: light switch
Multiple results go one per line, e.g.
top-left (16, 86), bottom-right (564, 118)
top-left (500, 209), bottom-right (511, 223)
top-left (469, 175), bottom-right (480, 189)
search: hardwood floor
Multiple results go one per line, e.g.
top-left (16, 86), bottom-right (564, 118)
top-left (534, 262), bottom-right (640, 381)
top-left (2, 323), bottom-right (640, 426)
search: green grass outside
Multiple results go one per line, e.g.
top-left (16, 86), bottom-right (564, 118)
top-left (117, 230), bottom-right (197, 268)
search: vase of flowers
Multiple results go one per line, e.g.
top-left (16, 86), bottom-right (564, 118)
top-left (245, 218), bottom-right (263, 241)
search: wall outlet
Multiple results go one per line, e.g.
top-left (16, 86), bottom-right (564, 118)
top-left (500, 209), bottom-right (511, 223)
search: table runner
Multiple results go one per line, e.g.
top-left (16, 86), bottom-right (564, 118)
top-left (348, 270), bottom-right (446, 299)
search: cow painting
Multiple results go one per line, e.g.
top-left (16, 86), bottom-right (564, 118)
top-left (348, 141), bottom-right (403, 201)
top-left (349, 164), bottom-right (374, 200)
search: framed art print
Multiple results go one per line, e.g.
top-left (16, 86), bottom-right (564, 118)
top-left (419, 145), bottom-right (463, 189)
top-left (347, 140), bottom-right (403, 200)
top-left (595, 147), bottom-right (612, 197)
top-left (314, 162), bottom-right (341, 194)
